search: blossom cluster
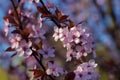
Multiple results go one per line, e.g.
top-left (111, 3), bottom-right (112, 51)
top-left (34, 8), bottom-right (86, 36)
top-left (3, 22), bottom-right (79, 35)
top-left (4, 17), bottom-right (44, 57)
top-left (53, 25), bottom-right (99, 79)
top-left (3, 0), bottom-right (99, 80)
top-left (53, 25), bottom-right (95, 61)
top-left (46, 61), bottom-right (65, 77)
top-left (74, 59), bottom-right (99, 80)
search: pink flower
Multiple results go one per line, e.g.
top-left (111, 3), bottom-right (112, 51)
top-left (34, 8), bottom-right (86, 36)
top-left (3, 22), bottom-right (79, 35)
top-left (31, 25), bottom-right (46, 39)
top-left (53, 27), bottom-right (63, 41)
top-left (60, 27), bottom-right (69, 41)
top-left (16, 40), bottom-right (32, 57)
top-left (46, 61), bottom-right (64, 77)
top-left (66, 49), bottom-right (76, 61)
top-left (74, 72), bottom-right (86, 80)
top-left (38, 45), bottom-right (55, 58)
top-left (83, 43), bottom-right (95, 53)
top-left (38, 15), bottom-right (42, 28)
top-left (25, 56), bottom-right (37, 68)
top-left (74, 59), bottom-right (99, 80)
top-left (53, 25), bottom-right (95, 61)
top-left (75, 46), bottom-right (88, 57)
top-left (60, 27), bottom-right (70, 48)
top-left (9, 34), bottom-right (21, 49)
top-left (69, 27), bottom-right (80, 44)
top-left (3, 20), bottom-right (9, 36)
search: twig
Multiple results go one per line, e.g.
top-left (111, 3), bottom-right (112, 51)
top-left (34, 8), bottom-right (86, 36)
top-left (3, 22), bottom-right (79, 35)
top-left (39, 0), bottom-right (61, 28)
top-left (10, 0), bottom-right (23, 30)
top-left (31, 48), bottom-right (46, 71)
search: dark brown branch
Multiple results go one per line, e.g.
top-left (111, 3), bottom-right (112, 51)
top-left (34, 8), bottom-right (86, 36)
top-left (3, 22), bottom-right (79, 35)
top-left (31, 48), bottom-right (46, 71)
top-left (39, 0), bottom-right (61, 28)
top-left (10, 0), bottom-right (23, 30)
top-left (32, 50), bottom-right (55, 80)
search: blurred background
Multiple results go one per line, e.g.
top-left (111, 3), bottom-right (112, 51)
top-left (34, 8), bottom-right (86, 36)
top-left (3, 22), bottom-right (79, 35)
top-left (0, 0), bottom-right (120, 80)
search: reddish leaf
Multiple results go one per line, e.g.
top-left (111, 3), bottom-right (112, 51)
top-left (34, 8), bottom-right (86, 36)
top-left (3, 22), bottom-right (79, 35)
top-left (38, 41), bottom-right (42, 49)
top-left (21, 28), bottom-right (30, 37)
top-left (32, 41), bottom-right (42, 51)
top-left (29, 69), bottom-right (45, 78)
top-left (11, 53), bottom-right (17, 57)
top-left (37, 6), bottom-right (47, 13)
top-left (69, 20), bottom-right (75, 28)
top-left (55, 8), bottom-right (69, 22)
top-left (55, 8), bottom-right (62, 19)
top-left (4, 16), bottom-right (18, 26)
top-left (33, 44), bottom-right (39, 50)
top-left (10, 11), bottom-right (19, 25)
top-left (5, 47), bottom-right (15, 52)
top-left (12, 30), bottom-right (21, 34)
top-left (41, 14), bottom-right (53, 18)
top-left (59, 15), bottom-right (68, 21)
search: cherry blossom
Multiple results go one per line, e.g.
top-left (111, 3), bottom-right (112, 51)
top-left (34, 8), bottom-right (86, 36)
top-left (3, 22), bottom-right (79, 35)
top-left (75, 45), bottom-right (88, 57)
top-left (16, 40), bottom-right (32, 57)
top-left (69, 27), bottom-right (80, 44)
top-left (30, 25), bottom-right (46, 40)
top-left (53, 27), bottom-right (63, 41)
top-left (53, 25), bottom-right (95, 61)
top-left (66, 49), bottom-right (76, 61)
top-left (9, 34), bottom-right (21, 49)
top-left (3, 19), bottom-right (9, 36)
top-left (38, 45), bottom-right (55, 58)
top-left (46, 61), bottom-right (64, 77)
top-left (60, 27), bottom-right (70, 48)
top-left (74, 59), bottom-right (99, 80)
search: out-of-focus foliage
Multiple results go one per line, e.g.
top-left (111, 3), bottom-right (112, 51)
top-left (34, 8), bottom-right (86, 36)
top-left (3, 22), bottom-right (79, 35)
top-left (0, 67), bottom-right (8, 80)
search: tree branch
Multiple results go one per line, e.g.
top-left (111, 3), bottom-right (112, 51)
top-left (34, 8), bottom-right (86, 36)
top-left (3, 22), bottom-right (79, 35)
top-left (31, 48), bottom-right (46, 71)
top-left (10, 0), bottom-right (23, 30)
top-left (10, 0), bottom-right (55, 80)
top-left (39, 0), bottom-right (61, 28)
top-left (10, 0), bottom-right (45, 70)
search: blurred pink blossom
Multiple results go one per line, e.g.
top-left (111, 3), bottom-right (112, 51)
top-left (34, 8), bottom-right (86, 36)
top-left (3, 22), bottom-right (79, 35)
top-left (46, 61), bottom-right (64, 77)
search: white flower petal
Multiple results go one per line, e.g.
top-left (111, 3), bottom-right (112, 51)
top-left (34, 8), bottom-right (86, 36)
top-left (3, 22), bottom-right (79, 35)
top-left (46, 69), bottom-right (52, 75)
top-left (26, 49), bottom-right (32, 56)
top-left (18, 50), bottom-right (24, 57)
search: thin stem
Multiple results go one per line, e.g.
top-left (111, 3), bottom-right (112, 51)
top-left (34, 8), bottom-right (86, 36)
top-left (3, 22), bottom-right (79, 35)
top-left (10, 0), bottom-right (23, 30)
top-left (48, 75), bottom-right (55, 80)
top-left (31, 48), bottom-right (46, 71)
top-left (39, 0), bottom-right (61, 28)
